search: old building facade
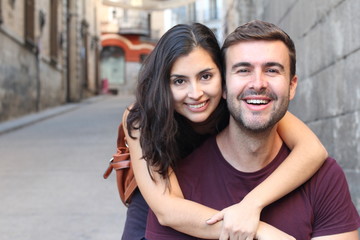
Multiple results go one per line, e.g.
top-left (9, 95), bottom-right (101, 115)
top-left (99, 5), bottom-right (155, 94)
top-left (0, 0), bottom-right (101, 122)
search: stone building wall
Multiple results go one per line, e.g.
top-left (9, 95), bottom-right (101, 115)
top-left (0, 0), bottom-right (101, 122)
top-left (0, 0), bottom-right (65, 122)
top-left (224, 0), bottom-right (360, 213)
top-left (0, 31), bottom-right (38, 119)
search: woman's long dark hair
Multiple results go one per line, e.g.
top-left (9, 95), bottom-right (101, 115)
top-left (127, 23), bottom-right (228, 183)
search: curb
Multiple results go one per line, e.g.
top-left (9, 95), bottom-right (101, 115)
top-left (0, 95), bottom-right (107, 135)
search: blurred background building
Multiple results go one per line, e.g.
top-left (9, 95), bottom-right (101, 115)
top-left (0, 0), bottom-right (359, 213)
top-left (0, 0), bottom-right (101, 121)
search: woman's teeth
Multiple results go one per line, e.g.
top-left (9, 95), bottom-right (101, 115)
top-left (189, 102), bottom-right (206, 108)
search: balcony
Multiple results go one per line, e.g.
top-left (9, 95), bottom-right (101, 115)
top-left (118, 15), bottom-right (150, 36)
top-left (103, 0), bottom-right (197, 11)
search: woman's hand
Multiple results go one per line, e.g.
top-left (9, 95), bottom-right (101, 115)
top-left (206, 198), bottom-right (261, 240)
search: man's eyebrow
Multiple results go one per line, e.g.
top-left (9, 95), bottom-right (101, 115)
top-left (231, 62), bottom-right (251, 71)
top-left (264, 62), bottom-right (285, 71)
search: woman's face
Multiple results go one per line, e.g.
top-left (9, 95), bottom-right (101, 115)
top-left (170, 47), bottom-right (222, 123)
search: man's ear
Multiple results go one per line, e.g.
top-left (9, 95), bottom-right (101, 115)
top-left (289, 75), bottom-right (298, 100)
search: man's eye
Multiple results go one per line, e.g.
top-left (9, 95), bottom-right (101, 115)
top-left (236, 68), bottom-right (250, 74)
top-left (267, 68), bottom-right (279, 73)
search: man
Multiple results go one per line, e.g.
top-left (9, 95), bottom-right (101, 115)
top-left (147, 20), bottom-right (360, 239)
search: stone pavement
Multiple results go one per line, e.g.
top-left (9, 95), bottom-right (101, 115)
top-left (0, 94), bottom-right (135, 240)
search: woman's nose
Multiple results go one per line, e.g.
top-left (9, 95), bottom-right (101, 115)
top-left (187, 83), bottom-right (204, 99)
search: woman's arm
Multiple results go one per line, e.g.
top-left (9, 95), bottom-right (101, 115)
top-left (124, 109), bottom-right (327, 238)
top-left (122, 109), bottom-right (222, 238)
top-left (207, 111), bottom-right (328, 238)
top-left (124, 108), bottom-right (299, 239)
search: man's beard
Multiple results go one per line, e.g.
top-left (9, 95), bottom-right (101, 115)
top-left (226, 90), bottom-right (289, 133)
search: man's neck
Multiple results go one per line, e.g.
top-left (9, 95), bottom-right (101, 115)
top-left (216, 119), bottom-right (283, 172)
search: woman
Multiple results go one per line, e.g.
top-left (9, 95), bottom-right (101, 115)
top-left (122, 23), bottom-right (327, 239)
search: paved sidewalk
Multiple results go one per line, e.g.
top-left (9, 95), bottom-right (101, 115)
top-left (0, 96), bottom-right (105, 135)
top-left (0, 94), bottom-right (135, 240)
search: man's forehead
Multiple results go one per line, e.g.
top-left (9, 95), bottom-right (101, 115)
top-left (227, 40), bottom-right (287, 51)
top-left (226, 40), bottom-right (290, 65)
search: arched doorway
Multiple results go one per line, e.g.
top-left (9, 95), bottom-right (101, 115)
top-left (100, 46), bottom-right (125, 89)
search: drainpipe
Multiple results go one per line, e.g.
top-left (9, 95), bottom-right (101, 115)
top-left (35, 9), bottom-right (46, 111)
top-left (66, 1), bottom-right (70, 102)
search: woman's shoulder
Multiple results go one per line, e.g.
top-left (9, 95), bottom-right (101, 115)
top-left (122, 103), bottom-right (136, 125)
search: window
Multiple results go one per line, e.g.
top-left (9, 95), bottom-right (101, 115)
top-left (209, 0), bottom-right (217, 20)
top-left (24, 0), bottom-right (35, 47)
top-left (50, 0), bottom-right (58, 63)
top-left (0, 0), bottom-right (3, 25)
top-left (187, 2), bottom-right (196, 22)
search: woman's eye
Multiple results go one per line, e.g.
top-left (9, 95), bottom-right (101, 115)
top-left (201, 73), bottom-right (212, 80)
top-left (174, 79), bottom-right (185, 85)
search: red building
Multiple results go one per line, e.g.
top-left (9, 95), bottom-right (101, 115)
top-left (100, 8), bottom-right (155, 94)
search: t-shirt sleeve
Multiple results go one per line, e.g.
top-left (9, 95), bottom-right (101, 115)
top-left (310, 158), bottom-right (360, 237)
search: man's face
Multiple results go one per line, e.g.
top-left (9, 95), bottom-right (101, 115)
top-left (224, 40), bottom-right (297, 132)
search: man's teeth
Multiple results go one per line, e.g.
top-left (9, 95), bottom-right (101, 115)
top-left (246, 99), bottom-right (269, 105)
top-left (189, 102), bottom-right (206, 108)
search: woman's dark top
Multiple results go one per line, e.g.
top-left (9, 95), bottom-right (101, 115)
top-left (121, 188), bottom-right (149, 240)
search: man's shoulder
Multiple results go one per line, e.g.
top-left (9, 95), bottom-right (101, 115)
top-left (306, 156), bottom-right (360, 236)
top-left (314, 157), bottom-right (342, 178)
top-left (303, 156), bottom-right (344, 189)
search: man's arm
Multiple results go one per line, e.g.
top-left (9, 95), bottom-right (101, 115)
top-left (309, 157), bottom-right (360, 239)
top-left (312, 230), bottom-right (359, 240)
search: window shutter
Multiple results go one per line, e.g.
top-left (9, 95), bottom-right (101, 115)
top-left (50, 0), bottom-right (58, 63)
top-left (24, 0), bottom-right (35, 47)
top-left (0, 0), bottom-right (3, 24)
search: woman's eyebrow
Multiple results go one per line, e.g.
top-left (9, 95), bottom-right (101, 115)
top-left (170, 74), bottom-right (187, 79)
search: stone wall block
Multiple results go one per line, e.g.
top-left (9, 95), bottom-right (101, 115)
top-left (307, 112), bottom-right (360, 211)
top-left (39, 62), bottom-right (65, 110)
top-left (0, 34), bottom-right (38, 121)
top-left (343, 169), bottom-right (360, 213)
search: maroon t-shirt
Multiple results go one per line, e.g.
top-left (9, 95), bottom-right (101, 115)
top-left (146, 136), bottom-right (360, 240)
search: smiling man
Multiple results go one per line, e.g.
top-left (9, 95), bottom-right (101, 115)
top-left (146, 20), bottom-right (360, 240)
top-left (225, 39), bottom-right (297, 134)
top-left (215, 21), bottom-right (360, 239)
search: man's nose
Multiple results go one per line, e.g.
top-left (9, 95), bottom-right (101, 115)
top-left (250, 71), bottom-right (268, 90)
